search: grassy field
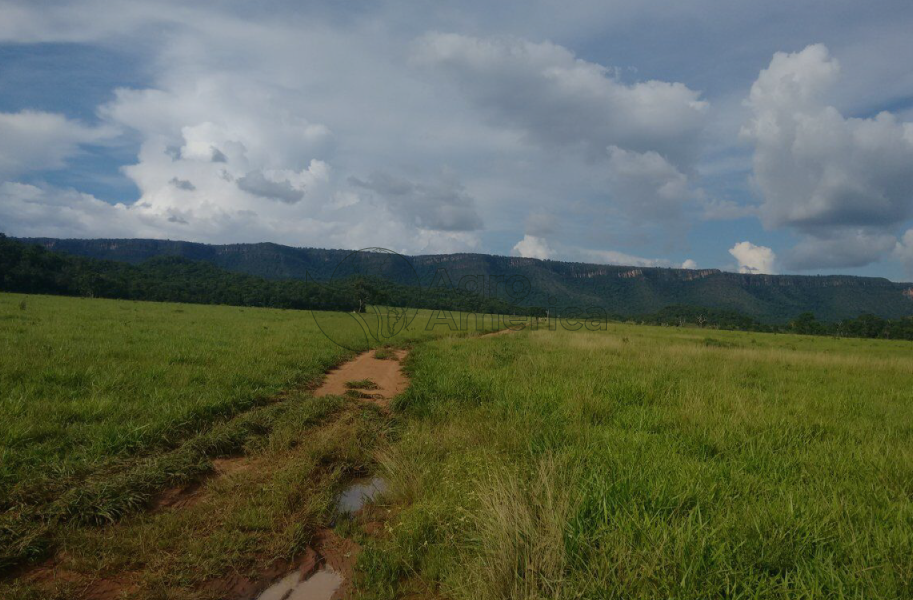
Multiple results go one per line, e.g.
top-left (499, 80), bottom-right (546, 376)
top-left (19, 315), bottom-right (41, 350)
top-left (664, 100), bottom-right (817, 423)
top-left (3, 293), bottom-right (913, 599)
top-left (0, 293), bottom-right (499, 574)
top-left (361, 325), bottom-right (913, 599)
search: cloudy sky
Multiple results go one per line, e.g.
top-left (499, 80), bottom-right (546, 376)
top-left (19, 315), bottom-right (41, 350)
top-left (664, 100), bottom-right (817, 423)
top-left (2, 1), bottom-right (913, 279)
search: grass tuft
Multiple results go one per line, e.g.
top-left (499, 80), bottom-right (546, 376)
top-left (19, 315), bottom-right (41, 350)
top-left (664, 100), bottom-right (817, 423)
top-left (346, 379), bottom-right (380, 390)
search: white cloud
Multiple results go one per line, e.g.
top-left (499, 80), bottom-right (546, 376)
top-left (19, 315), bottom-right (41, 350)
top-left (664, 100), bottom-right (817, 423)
top-left (572, 247), bottom-right (680, 268)
top-left (894, 229), bottom-right (913, 276)
top-left (512, 234), bottom-right (554, 259)
top-left (742, 44), bottom-right (913, 269)
top-left (0, 182), bottom-right (144, 238)
top-left (0, 58), bottom-right (485, 253)
top-left (413, 33), bottom-right (713, 243)
top-left (0, 17), bottom-right (501, 254)
top-left (0, 111), bottom-right (116, 179)
top-left (414, 33), bottom-right (708, 169)
top-left (524, 211), bottom-right (558, 237)
top-left (349, 171), bottom-right (483, 232)
top-left (605, 146), bottom-right (699, 223)
top-left (0, 8), bottom-right (716, 261)
top-left (0, 178), bottom-right (484, 256)
top-left (729, 241), bottom-right (776, 274)
top-left (512, 233), bottom-right (689, 268)
top-left (786, 229), bottom-right (896, 270)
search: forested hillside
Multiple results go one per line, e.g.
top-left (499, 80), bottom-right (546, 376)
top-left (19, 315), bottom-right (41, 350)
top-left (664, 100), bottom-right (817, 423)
top-left (0, 235), bottom-right (539, 316)
top-left (0, 235), bottom-right (359, 311)
top-left (22, 237), bottom-right (913, 323)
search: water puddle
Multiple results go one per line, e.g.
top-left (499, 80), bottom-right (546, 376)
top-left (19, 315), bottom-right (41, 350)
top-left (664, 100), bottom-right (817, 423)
top-left (256, 566), bottom-right (342, 600)
top-left (337, 477), bottom-right (387, 514)
top-left (250, 478), bottom-right (384, 600)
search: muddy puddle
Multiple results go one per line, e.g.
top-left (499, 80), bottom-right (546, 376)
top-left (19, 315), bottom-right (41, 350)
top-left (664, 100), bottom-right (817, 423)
top-left (337, 477), bottom-right (387, 514)
top-left (249, 350), bottom-right (405, 600)
top-left (255, 565), bottom-right (343, 600)
top-left (251, 478), bottom-right (385, 600)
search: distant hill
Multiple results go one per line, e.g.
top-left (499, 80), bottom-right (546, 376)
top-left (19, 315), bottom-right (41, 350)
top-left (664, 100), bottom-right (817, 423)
top-left (0, 235), bottom-right (538, 317)
top-left (18, 237), bottom-right (913, 323)
top-left (0, 235), bottom-right (358, 311)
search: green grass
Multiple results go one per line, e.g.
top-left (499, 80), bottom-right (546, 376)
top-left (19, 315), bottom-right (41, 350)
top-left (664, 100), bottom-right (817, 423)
top-left (2, 393), bottom-right (376, 599)
top-left (360, 324), bottom-right (913, 599)
top-left (373, 347), bottom-right (396, 360)
top-left (347, 379), bottom-right (380, 390)
top-left (2, 301), bottom-right (334, 497)
top-left (0, 293), bottom-right (502, 571)
top-left (6, 292), bottom-right (913, 599)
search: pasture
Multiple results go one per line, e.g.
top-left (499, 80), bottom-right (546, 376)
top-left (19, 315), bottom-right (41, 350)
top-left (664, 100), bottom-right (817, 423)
top-left (0, 293), bottom-right (496, 575)
top-left (2, 293), bottom-right (912, 599)
top-left (365, 325), bottom-right (913, 599)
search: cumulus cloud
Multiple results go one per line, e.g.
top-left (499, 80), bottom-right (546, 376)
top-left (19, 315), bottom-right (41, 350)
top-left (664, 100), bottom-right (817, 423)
top-left (785, 229), bottom-right (897, 270)
top-left (742, 44), bottom-right (913, 269)
top-left (0, 177), bottom-right (486, 256)
top-left (0, 110), bottom-right (115, 179)
top-left (414, 33), bottom-right (708, 169)
top-left (894, 229), bottom-right (913, 276)
top-left (10, 67), bottom-right (479, 251)
top-left (729, 241), bottom-right (777, 274)
top-left (414, 33), bottom-right (713, 242)
top-left (169, 177), bottom-right (195, 191)
top-left (349, 171), bottom-right (483, 232)
top-left (512, 234), bottom-right (554, 259)
top-left (606, 146), bottom-right (700, 223)
top-left (573, 247), bottom-right (687, 268)
top-left (0, 182), bottom-right (144, 238)
top-left (0, 8), bottom-right (717, 260)
top-left (512, 233), bottom-right (694, 268)
top-left (524, 211), bottom-right (558, 237)
top-left (0, 18), bottom-right (498, 254)
top-left (237, 170), bottom-right (307, 204)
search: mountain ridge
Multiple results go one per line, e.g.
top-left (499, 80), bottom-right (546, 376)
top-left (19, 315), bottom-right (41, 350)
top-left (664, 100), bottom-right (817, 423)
top-left (17, 237), bottom-right (913, 323)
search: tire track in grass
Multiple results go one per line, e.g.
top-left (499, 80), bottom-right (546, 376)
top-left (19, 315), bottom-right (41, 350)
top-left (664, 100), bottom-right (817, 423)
top-left (6, 329), bottom-right (516, 600)
top-left (250, 333), bottom-right (520, 600)
top-left (241, 347), bottom-right (410, 600)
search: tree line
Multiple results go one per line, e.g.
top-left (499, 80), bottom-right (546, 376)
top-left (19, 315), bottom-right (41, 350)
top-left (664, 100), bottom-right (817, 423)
top-left (636, 304), bottom-right (913, 341)
top-left (0, 234), bottom-right (362, 311)
top-left (0, 235), bottom-right (543, 316)
top-left (787, 311), bottom-right (913, 340)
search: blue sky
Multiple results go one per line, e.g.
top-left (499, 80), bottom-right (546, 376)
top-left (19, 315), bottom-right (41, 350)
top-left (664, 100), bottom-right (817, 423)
top-left (2, 1), bottom-right (913, 280)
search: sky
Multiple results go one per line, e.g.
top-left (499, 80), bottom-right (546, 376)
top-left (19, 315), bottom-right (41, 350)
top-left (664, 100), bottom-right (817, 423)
top-left (2, 1), bottom-right (913, 280)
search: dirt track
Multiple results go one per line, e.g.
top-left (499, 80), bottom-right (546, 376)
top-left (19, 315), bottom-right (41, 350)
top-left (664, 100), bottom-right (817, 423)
top-left (313, 328), bottom-right (517, 402)
top-left (313, 349), bottom-right (409, 403)
top-left (14, 332), bottom-right (517, 600)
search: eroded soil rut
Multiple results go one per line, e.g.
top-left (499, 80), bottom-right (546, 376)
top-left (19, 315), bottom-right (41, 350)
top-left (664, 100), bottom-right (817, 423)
top-left (252, 348), bottom-right (410, 600)
top-left (314, 348), bottom-right (409, 404)
top-left (14, 330), bottom-right (515, 600)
